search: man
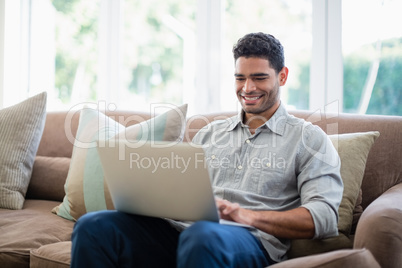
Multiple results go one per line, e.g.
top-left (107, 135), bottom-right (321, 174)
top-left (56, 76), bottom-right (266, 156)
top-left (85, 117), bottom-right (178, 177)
top-left (71, 32), bottom-right (343, 267)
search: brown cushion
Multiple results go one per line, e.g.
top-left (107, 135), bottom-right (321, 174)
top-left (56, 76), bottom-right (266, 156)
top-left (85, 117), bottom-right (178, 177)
top-left (0, 200), bottom-right (74, 267)
top-left (26, 156), bottom-right (71, 202)
top-left (30, 241), bottom-right (71, 268)
top-left (270, 248), bottom-right (380, 268)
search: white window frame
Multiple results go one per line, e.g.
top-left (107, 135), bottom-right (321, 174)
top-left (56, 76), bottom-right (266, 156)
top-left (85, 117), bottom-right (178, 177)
top-left (310, 0), bottom-right (343, 113)
top-left (97, 0), bottom-right (123, 105)
top-left (0, 0), bottom-right (4, 108)
top-left (0, 0), bottom-right (31, 108)
top-left (0, 0), bottom-right (344, 113)
top-left (194, 0), bottom-right (223, 114)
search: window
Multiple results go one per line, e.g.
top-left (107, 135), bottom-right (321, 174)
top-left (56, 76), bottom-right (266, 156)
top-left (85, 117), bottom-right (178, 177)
top-left (1, 0), bottom-right (400, 116)
top-left (342, 0), bottom-right (402, 115)
top-left (119, 0), bottom-right (196, 111)
top-left (24, 0), bottom-right (313, 113)
top-left (221, 0), bottom-right (312, 111)
top-left (51, 1), bottom-right (100, 109)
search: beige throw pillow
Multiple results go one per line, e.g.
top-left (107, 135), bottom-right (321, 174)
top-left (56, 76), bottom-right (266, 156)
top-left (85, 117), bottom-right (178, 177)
top-left (0, 92), bottom-right (47, 209)
top-left (330, 131), bottom-right (380, 235)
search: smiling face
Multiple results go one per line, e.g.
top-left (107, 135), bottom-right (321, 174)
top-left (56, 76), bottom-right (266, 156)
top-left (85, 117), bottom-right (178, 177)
top-left (235, 56), bottom-right (288, 124)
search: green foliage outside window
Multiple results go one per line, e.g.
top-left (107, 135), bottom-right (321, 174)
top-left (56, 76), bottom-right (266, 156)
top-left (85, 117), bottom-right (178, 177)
top-left (343, 38), bottom-right (402, 115)
top-left (52, 0), bottom-right (99, 103)
top-left (288, 38), bottom-right (401, 115)
top-left (51, 1), bottom-right (401, 115)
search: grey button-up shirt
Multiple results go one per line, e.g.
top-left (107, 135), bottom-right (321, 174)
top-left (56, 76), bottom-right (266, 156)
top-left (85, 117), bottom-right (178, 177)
top-left (191, 103), bottom-right (343, 262)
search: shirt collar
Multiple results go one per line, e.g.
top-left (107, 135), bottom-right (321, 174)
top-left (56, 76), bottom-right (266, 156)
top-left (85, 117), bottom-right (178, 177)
top-left (264, 102), bottom-right (287, 136)
top-left (227, 112), bottom-right (243, 131)
top-left (227, 102), bottom-right (288, 136)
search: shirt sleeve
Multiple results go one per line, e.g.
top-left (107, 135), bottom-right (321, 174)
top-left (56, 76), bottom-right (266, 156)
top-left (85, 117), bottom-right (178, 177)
top-left (297, 123), bottom-right (344, 239)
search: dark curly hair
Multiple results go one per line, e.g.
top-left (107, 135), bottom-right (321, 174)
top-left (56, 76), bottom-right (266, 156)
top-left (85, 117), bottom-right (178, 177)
top-left (232, 32), bottom-right (285, 74)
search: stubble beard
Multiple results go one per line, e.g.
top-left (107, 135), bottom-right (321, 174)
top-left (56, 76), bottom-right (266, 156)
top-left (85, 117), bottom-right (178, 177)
top-left (240, 84), bottom-right (280, 115)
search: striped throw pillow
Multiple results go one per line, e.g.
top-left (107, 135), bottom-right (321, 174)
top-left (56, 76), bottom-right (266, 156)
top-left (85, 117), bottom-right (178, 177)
top-left (53, 104), bottom-right (187, 221)
top-left (0, 92), bottom-right (47, 209)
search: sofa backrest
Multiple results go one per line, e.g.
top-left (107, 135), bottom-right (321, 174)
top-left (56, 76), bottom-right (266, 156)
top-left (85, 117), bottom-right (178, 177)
top-left (36, 110), bottom-right (152, 158)
top-left (35, 109), bottom-right (402, 210)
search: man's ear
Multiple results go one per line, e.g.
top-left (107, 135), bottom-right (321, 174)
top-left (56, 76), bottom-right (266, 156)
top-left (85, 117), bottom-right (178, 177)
top-left (279, 67), bottom-right (289, 86)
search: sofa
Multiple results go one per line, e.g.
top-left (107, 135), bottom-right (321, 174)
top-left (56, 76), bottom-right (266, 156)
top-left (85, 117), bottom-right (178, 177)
top-left (0, 94), bottom-right (401, 267)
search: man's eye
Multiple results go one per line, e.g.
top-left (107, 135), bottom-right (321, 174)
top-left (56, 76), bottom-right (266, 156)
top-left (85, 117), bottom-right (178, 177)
top-left (255, 77), bottom-right (267, 81)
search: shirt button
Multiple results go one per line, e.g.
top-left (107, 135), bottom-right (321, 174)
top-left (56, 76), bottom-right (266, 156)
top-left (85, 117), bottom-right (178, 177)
top-left (266, 163), bottom-right (271, 168)
top-left (211, 155), bottom-right (216, 159)
top-left (238, 165), bottom-right (243, 170)
top-left (246, 139), bottom-right (251, 143)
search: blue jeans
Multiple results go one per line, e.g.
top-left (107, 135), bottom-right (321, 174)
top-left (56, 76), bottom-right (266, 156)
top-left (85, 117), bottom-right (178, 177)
top-left (71, 210), bottom-right (272, 268)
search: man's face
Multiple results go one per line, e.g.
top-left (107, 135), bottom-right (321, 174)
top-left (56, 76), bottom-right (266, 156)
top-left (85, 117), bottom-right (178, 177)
top-left (234, 57), bottom-right (287, 120)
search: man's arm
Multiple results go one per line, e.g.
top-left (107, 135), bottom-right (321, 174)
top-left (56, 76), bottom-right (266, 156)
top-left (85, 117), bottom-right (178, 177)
top-left (216, 198), bottom-right (315, 239)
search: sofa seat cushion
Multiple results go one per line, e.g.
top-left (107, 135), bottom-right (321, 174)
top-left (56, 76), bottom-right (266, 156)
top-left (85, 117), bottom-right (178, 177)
top-left (0, 200), bottom-right (74, 267)
top-left (287, 232), bottom-right (353, 259)
top-left (270, 248), bottom-right (380, 268)
top-left (30, 241), bottom-right (71, 268)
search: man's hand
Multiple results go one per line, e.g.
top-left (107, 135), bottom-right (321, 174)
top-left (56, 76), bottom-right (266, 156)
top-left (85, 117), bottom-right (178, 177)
top-left (215, 198), bottom-right (255, 226)
top-left (215, 198), bottom-right (315, 239)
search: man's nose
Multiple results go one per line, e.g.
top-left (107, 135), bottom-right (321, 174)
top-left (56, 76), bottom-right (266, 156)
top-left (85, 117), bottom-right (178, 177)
top-left (243, 79), bottom-right (256, 93)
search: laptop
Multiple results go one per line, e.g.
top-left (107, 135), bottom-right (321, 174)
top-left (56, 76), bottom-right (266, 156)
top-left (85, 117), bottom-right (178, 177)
top-left (96, 140), bottom-right (253, 228)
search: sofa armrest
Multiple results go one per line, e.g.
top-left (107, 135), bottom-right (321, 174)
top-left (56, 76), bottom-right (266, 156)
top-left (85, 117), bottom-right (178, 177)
top-left (269, 248), bottom-right (380, 268)
top-left (354, 183), bottom-right (402, 268)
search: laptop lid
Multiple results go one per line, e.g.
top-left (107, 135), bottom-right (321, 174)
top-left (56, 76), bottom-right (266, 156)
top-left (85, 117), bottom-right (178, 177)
top-left (96, 140), bottom-right (220, 222)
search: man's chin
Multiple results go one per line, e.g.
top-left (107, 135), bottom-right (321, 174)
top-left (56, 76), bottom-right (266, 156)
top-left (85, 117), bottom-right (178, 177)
top-left (241, 102), bottom-right (278, 116)
top-left (242, 106), bottom-right (265, 115)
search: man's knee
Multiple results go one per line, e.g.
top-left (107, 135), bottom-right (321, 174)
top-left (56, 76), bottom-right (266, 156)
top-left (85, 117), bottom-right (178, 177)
top-left (73, 211), bottom-right (117, 240)
top-left (179, 221), bottom-right (223, 251)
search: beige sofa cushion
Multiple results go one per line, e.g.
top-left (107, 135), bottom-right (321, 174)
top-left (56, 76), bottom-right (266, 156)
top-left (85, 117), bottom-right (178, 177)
top-left (288, 232), bottom-right (353, 259)
top-left (53, 104), bottom-right (188, 221)
top-left (30, 241), bottom-right (71, 268)
top-left (0, 200), bottom-right (74, 267)
top-left (271, 248), bottom-right (380, 268)
top-left (0, 92), bottom-right (47, 209)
